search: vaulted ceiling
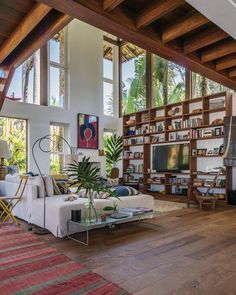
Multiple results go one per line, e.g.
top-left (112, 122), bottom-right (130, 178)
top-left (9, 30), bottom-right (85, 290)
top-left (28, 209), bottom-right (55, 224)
top-left (1, 0), bottom-right (236, 109)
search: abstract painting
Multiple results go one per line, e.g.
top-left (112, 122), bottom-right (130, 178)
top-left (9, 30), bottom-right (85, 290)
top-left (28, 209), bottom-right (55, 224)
top-left (78, 113), bottom-right (98, 149)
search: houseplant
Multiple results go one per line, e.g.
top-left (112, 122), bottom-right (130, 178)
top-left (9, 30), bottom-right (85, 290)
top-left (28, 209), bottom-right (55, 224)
top-left (104, 134), bottom-right (123, 177)
top-left (65, 156), bottom-right (117, 223)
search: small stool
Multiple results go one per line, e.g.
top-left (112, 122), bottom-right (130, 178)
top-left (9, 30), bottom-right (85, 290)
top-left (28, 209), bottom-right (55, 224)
top-left (196, 195), bottom-right (218, 209)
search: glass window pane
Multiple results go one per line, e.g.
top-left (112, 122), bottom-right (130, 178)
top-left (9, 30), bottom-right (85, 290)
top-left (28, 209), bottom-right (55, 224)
top-left (0, 117), bottom-right (27, 173)
top-left (49, 30), bottom-right (65, 65)
top-left (50, 154), bottom-right (64, 174)
top-left (121, 44), bottom-right (146, 114)
top-left (103, 44), bottom-right (113, 80)
top-left (50, 125), bottom-right (64, 152)
top-left (152, 54), bottom-right (166, 107)
top-left (49, 66), bottom-right (65, 107)
top-left (192, 72), bottom-right (231, 98)
top-left (103, 82), bottom-right (114, 116)
top-left (167, 61), bottom-right (185, 104)
top-left (7, 50), bottom-right (40, 105)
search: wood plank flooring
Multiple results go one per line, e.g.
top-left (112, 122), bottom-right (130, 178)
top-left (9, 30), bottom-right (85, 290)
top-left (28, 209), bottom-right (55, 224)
top-left (21, 206), bottom-right (236, 295)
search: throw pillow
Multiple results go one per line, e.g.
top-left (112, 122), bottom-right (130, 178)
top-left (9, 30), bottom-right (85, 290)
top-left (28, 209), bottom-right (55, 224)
top-left (107, 178), bottom-right (119, 187)
top-left (44, 175), bottom-right (54, 196)
top-left (27, 176), bottom-right (45, 198)
top-left (52, 177), bottom-right (71, 195)
top-left (77, 190), bottom-right (109, 199)
top-left (114, 186), bottom-right (139, 197)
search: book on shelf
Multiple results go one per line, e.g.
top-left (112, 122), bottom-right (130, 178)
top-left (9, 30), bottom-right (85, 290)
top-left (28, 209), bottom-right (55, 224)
top-left (183, 118), bottom-right (202, 128)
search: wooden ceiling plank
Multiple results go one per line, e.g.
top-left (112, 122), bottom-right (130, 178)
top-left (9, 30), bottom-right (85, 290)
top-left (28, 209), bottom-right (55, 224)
top-left (184, 27), bottom-right (228, 54)
top-left (35, 0), bottom-right (236, 90)
top-left (12, 14), bottom-right (72, 68)
top-left (136, 0), bottom-right (185, 29)
top-left (216, 54), bottom-right (236, 71)
top-left (163, 12), bottom-right (210, 43)
top-left (229, 67), bottom-right (236, 78)
top-left (0, 3), bottom-right (52, 64)
top-left (103, 0), bottom-right (125, 12)
top-left (201, 39), bottom-right (236, 63)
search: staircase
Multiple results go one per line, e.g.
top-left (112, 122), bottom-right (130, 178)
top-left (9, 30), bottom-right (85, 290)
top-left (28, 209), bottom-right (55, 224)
top-left (0, 66), bottom-right (15, 110)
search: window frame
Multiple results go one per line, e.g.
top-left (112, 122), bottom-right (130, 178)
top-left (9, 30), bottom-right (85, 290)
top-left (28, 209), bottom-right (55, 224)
top-left (48, 28), bottom-right (68, 110)
top-left (0, 116), bottom-right (28, 173)
top-left (49, 122), bottom-right (69, 174)
top-left (103, 40), bottom-right (119, 118)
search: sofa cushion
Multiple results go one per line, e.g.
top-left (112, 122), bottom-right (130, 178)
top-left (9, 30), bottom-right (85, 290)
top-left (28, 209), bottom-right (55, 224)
top-left (44, 175), bottom-right (54, 196)
top-left (113, 186), bottom-right (139, 197)
top-left (27, 176), bottom-right (45, 198)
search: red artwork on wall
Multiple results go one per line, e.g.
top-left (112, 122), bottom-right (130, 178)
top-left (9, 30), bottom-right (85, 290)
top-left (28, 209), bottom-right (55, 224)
top-left (78, 113), bottom-right (98, 149)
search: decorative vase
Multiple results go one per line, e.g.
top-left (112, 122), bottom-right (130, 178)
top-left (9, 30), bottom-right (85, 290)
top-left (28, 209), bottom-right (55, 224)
top-left (84, 198), bottom-right (97, 224)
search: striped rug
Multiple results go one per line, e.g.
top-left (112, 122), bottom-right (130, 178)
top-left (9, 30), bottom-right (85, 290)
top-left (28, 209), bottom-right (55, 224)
top-left (0, 225), bottom-right (129, 295)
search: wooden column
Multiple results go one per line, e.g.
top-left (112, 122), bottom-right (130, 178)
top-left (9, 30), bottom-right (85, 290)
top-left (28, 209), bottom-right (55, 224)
top-left (40, 44), bottom-right (48, 106)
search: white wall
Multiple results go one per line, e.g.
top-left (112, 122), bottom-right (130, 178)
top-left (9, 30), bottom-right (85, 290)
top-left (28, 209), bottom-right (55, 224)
top-left (0, 20), bottom-right (120, 176)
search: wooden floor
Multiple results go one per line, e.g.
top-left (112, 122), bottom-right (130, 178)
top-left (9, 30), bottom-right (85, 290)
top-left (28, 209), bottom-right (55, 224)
top-left (21, 205), bottom-right (236, 295)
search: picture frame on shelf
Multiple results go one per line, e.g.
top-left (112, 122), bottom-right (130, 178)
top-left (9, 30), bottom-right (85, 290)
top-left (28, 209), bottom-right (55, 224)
top-left (197, 149), bottom-right (207, 156)
top-left (134, 152), bottom-right (141, 159)
top-left (214, 127), bottom-right (222, 136)
top-left (213, 148), bottom-right (220, 155)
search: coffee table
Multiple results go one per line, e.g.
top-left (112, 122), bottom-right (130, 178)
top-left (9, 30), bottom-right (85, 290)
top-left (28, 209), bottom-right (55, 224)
top-left (67, 212), bottom-right (155, 246)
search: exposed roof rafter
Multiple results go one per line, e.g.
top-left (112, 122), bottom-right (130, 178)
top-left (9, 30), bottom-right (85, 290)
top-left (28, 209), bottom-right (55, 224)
top-left (0, 3), bottom-right (52, 64)
top-left (136, 0), bottom-right (185, 29)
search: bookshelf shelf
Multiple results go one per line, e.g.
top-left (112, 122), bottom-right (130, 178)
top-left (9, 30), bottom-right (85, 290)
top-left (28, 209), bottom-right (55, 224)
top-left (122, 92), bottom-right (232, 204)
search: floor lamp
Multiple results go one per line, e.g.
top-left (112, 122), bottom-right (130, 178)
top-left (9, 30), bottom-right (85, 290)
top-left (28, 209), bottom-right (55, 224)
top-left (32, 134), bottom-right (72, 235)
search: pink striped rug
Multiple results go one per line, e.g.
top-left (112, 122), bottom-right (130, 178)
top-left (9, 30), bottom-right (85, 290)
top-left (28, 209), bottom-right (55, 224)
top-left (0, 225), bottom-right (129, 295)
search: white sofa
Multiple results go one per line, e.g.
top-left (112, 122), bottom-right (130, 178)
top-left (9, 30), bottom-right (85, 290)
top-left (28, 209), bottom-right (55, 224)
top-left (0, 179), bottom-right (155, 238)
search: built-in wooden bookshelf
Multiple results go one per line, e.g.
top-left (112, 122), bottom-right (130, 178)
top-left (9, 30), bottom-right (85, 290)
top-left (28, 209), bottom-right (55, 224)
top-left (122, 92), bottom-right (232, 204)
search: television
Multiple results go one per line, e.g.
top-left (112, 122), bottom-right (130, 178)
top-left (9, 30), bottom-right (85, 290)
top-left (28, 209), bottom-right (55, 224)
top-left (152, 143), bottom-right (189, 172)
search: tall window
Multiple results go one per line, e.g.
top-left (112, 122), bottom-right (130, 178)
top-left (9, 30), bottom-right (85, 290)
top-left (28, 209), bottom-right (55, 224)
top-left (50, 123), bottom-right (67, 174)
top-left (152, 55), bottom-right (167, 107)
top-left (103, 41), bottom-right (118, 117)
top-left (7, 50), bottom-right (40, 104)
top-left (49, 30), bottom-right (66, 108)
top-left (121, 43), bottom-right (146, 114)
top-left (0, 117), bottom-right (27, 173)
top-left (167, 61), bottom-right (185, 103)
top-left (152, 55), bottom-right (185, 107)
top-left (192, 72), bottom-right (230, 98)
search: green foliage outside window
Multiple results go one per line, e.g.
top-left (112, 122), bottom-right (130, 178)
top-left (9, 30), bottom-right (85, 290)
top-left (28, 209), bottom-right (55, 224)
top-left (192, 72), bottom-right (231, 98)
top-left (0, 117), bottom-right (27, 173)
top-left (122, 53), bottom-right (146, 114)
top-left (152, 56), bottom-right (185, 107)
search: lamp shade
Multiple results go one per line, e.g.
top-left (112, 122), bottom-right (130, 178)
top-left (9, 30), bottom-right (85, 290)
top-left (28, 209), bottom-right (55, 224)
top-left (0, 140), bottom-right (11, 159)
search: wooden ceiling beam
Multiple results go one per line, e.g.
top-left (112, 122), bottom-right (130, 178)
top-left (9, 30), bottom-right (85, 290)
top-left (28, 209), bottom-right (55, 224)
top-left (136, 0), bottom-right (185, 29)
top-left (184, 26), bottom-right (228, 54)
top-left (0, 3), bottom-right (52, 64)
top-left (10, 13), bottom-right (72, 68)
top-left (35, 0), bottom-right (236, 90)
top-left (216, 53), bottom-right (236, 71)
top-left (103, 0), bottom-right (125, 12)
top-left (201, 39), bottom-right (236, 63)
top-left (229, 67), bottom-right (236, 78)
top-left (162, 12), bottom-right (210, 43)
top-left (0, 66), bottom-right (15, 110)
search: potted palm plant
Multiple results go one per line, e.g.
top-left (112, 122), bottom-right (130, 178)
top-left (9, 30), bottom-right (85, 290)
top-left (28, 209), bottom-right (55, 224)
top-left (104, 135), bottom-right (123, 177)
top-left (65, 156), bottom-right (117, 224)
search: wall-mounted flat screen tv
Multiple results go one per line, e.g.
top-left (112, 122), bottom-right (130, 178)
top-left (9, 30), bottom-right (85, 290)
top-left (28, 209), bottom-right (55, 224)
top-left (152, 143), bottom-right (189, 172)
